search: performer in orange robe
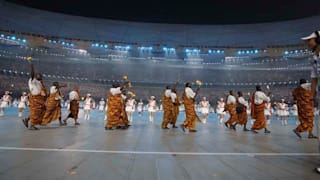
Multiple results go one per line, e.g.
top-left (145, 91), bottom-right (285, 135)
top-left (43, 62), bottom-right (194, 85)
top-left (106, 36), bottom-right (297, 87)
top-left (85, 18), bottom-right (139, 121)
top-left (63, 86), bottom-right (80, 125)
top-left (170, 87), bottom-right (180, 128)
top-left (180, 82), bottom-right (201, 132)
top-left (105, 83), bottom-right (129, 130)
top-left (234, 91), bottom-right (249, 131)
top-left (292, 79), bottom-right (318, 139)
top-left (225, 90), bottom-right (237, 130)
top-left (22, 62), bottom-right (47, 130)
top-left (161, 86), bottom-right (173, 129)
top-left (251, 85), bottom-right (271, 134)
top-left (41, 82), bottom-right (68, 126)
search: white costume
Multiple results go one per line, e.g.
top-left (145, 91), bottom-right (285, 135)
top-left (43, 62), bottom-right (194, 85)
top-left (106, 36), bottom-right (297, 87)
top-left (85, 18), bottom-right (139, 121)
top-left (83, 95), bottom-right (93, 120)
top-left (216, 101), bottom-right (225, 115)
top-left (148, 98), bottom-right (156, 122)
top-left (148, 100), bottom-right (156, 113)
top-left (98, 99), bottom-right (105, 111)
top-left (278, 102), bottom-right (289, 117)
top-left (126, 99), bottom-right (136, 112)
top-left (200, 100), bottom-right (210, 114)
top-left (264, 102), bottom-right (272, 116)
top-left (0, 94), bottom-right (10, 108)
top-left (137, 101), bottom-right (143, 113)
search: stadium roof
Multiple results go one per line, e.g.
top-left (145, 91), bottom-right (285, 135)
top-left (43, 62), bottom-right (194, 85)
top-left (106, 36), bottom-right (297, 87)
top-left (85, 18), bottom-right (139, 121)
top-left (6, 0), bottom-right (320, 25)
top-left (0, 0), bottom-right (320, 47)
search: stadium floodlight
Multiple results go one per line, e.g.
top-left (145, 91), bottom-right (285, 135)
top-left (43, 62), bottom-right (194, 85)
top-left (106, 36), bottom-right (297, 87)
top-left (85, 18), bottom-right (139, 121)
top-left (208, 50), bottom-right (212, 54)
top-left (62, 42), bottom-right (65, 45)
top-left (284, 51), bottom-right (289, 55)
top-left (0, 34), bottom-right (4, 38)
top-left (163, 47), bottom-right (167, 51)
top-left (95, 43), bottom-right (99, 47)
top-left (217, 50), bottom-right (221, 53)
top-left (254, 50), bottom-right (258, 54)
top-left (104, 44), bottom-right (108, 48)
top-left (11, 36), bottom-right (16, 40)
top-left (71, 43), bottom-right (75, 47)
top-left (22, 39), bottom-right (27, 43)
top-left (237, 51), bottom-right (241, 55)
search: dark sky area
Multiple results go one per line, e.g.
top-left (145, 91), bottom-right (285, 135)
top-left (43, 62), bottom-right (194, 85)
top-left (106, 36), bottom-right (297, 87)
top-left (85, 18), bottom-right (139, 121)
top-left (6, 0), bottom-right (320, 24)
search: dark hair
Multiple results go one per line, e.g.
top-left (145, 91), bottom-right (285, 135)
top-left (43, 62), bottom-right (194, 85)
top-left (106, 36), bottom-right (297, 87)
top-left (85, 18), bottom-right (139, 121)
top-left (256, 85), bottom-right (261, 91)
top-left (299, 79), bottom-right (307, 85)
top-left (237, 91), bottom-right (242, 97)
top-left (185, 82), bottom-right (191, 87)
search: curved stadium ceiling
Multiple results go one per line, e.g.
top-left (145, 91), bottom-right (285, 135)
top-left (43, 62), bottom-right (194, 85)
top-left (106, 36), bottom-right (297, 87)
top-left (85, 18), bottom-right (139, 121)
top-left (0, 0), bottom-right (320, 47)
top-left (6, 0), bottom-right (320, 24)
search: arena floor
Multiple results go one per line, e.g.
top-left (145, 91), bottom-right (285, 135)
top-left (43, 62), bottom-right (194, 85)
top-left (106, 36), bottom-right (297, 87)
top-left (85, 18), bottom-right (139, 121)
top-left (0, 108), bottom-right (319, 180)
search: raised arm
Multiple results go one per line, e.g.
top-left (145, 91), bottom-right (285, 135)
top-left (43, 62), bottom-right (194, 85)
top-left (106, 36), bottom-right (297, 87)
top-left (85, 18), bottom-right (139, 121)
top-left (30, 63), bottom-right (35, 80)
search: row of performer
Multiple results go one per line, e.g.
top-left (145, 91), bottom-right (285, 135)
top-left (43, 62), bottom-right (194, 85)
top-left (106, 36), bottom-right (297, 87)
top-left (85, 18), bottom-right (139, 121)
top-left (2, 62), bottom-right (317, 138)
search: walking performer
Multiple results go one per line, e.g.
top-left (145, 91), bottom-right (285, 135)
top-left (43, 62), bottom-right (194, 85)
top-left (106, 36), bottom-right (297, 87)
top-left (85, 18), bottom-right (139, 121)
top-left (161, 86), bottom-right (173, 129)
top-left (18, 92), bottom-right (28, 117)
top-left (292, 79), bottom-right (318, 139)
top-left (251, 85), bottom-right (271, 134)
top-left (291, 103), bottom-right (299, 125)
top-left (83, 94), bottom-right (93, 120)
top-left (278, 99), bottom-right (289, 126)
top-left (62, 86), bottom-right (80, 126)
top-left (216, 98), bottom-right (226, 124)
top-left (22, 62), bottom-right (47, 130)
top-left (125, 95), bottom-right (136, 123)
top-left (224, 90), bottom-right (237, 130)
top-left (180, 82), bottom-right (201, 133)
top-left (148, 96), bottom-right (156, 122)
top-left (137, 99), bottom-right (143, 116)
top-left (233, 91), bottom-right (249, 131)
top-left (41, 82), bottom-right (68, 126)
top-left (98, 98), bottom-right (105, 112)
top-left (200, 96), bottom-right (210, 124)
top-left (0, 91), bottom-right (11, 116)
top-left (170, 87), bottom-right (180, 128)
top-left (264, 93), bottom-right (272, 125)
top-left (105, 82), bottom-right (129, 130)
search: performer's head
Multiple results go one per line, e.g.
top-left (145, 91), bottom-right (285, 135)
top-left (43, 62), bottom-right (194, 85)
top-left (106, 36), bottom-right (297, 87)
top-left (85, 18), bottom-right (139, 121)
top-left (53, 81), bottom-right (59, 87)
top-left (171, 87), bottom-right (177, 93)
top-left (73, 86), bottom-right (79, 92)
top-left (35, 73), bottom-right (42, 81)
top-left (202, 96), bottom-right (206, 100)
top-left (299, 79), bottom-right (307, 85)
top-left (101, 98), bottom-right (104, 101)
top-left (150, 96), bottom-right (155, 100)
top-left (237, 91), bottom-right (243, 97)
top-left (5, 91), bottom-right (9, 95)
top-left (185, 82), bottom-right (192, 88)
top-left (87, 93), bottom-right (91, 97)
top-left (256, 85), bottom-right (262, 91)
top-left (229, 90), bottom-right (233, 95)
top-left (301, 31), bottom-right (320, 50)
top-left (220, 97), bottom-right (224, 101)
top-left (166, 85), bottom-right (171, 89)
top-left (112, 83), bottom-right (120, 88)
top-left (22, 92), bottom-right (27, 95)
top-left (281, 99), bottom-right (285, 103)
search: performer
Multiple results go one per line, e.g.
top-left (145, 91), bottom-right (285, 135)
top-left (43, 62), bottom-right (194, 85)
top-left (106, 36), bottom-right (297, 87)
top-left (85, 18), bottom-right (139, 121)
top-left (161, 86), bottom-right (173, 129)
top-left (224, 90), bottom-right (237, 130)
top-left (62, 86), bottom-right (80, 126)
top-left (251, 85), bottom-right (271, 134)
top-left (125, 95), bottom-right (136, 123)
top-left (291, 103), bottom-right (299, 125)
top-left (137, 99), bottom-right (143, 116)
top-left (233, 91), bottom-right (249, 131)
top-left (18, 92), bottom-right (28, 117)
top-left (278, 99), bottom-right (289, 126)
top-left (292, 79), bottom-right (318, 139)
top-left (41, 82), bottom-right (68, 126)
top-left (83, 94), bottom-right (93, 120)
top-left (104, 98), bottom-right (108, 121)
top-left (180, 82), bottom-right (201, 132)
top-left (0, 91), bottom-right (11, 116)
top-left (120, 92), bottom-right (130, 127)
top-left (98, 98), bottom-right (106, 112)
top-left (200, 97), bottom-right (210, 124)
top-left (22, 62), bottom-right (47, 130)
top-left (216, 98), bottom-right (226, 124)
top-left (170, 87), bottom-right (180, 128)
top-left (264, 93), bottom-right (272, 125)
top-left (148, 96), bottom-right (156, 122)
top-left (105, 83), bottom-right (129, 130)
